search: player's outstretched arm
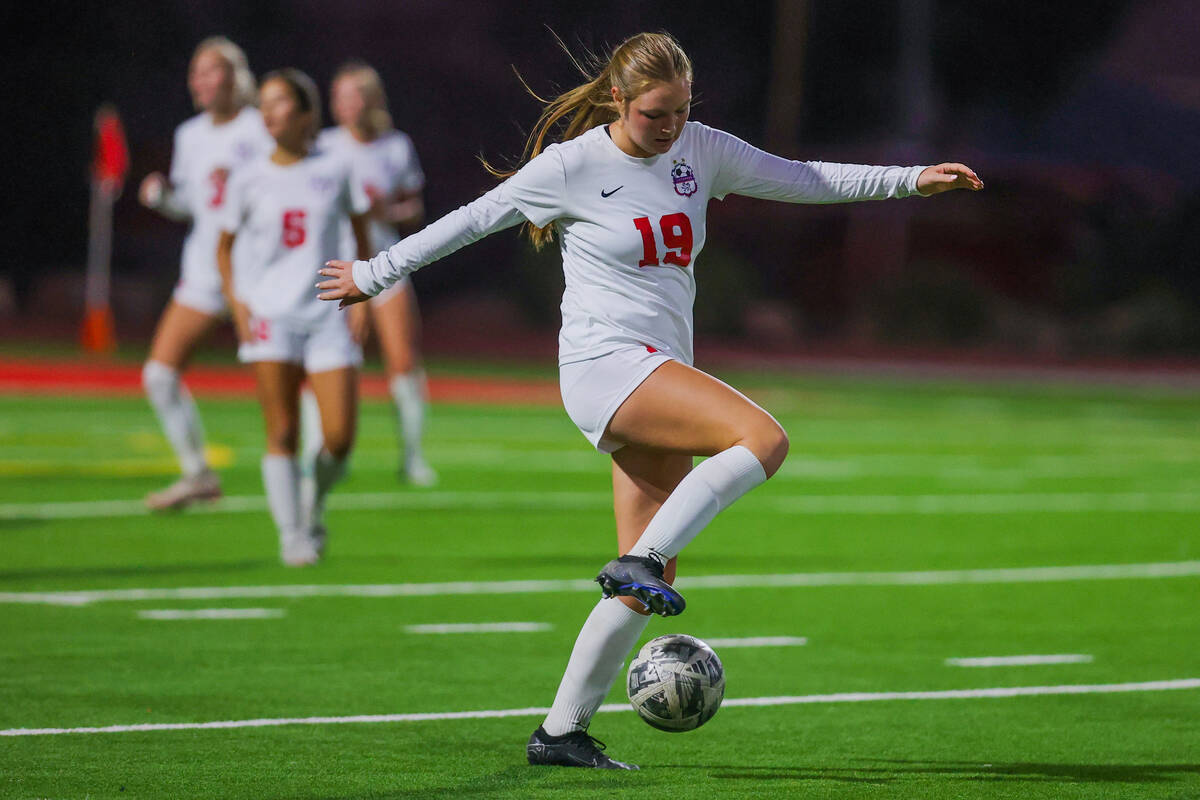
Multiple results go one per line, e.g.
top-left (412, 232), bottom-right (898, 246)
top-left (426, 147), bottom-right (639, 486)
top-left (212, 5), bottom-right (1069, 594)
top-left (916, 163), bottom-right (984, 196)
top-left (317, 261), bottom-right (369, 308)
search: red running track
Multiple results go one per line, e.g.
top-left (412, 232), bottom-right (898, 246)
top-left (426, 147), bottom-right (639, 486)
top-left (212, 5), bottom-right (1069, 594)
top-left (0, 357), bottom-right (561, 406)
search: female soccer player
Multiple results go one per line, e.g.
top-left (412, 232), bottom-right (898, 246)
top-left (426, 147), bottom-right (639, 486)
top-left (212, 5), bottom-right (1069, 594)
top-left (304, 61), bottom-right (436, 486)
top-left (318, 32), bottom-right (983, 767)
top-left (217, 69), bottom-right (372, 566)
top-left (138, 37), bottom-right (272, 511)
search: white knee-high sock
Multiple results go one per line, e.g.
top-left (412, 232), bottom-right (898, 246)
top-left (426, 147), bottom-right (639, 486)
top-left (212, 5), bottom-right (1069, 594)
top-left (143, 360), bottom-right (208, 477)
top-left (626, 445), bottom-right (767, 566)
top-left (389, 372), bottom-right (426, 461)
top-left (298, 388), bottom-right (324, 474)
top-left (261, 454), bottom-right (301, 537)
top-left (542, 599), bottom-right (650, 736)
top-left (300, 449), bottom-right (347, 528)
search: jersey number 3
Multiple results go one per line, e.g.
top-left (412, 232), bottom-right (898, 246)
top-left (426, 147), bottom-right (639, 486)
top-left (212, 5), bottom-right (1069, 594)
top-left (282, 209), bottom-right (307, 249)
top-left (633, 213), bottom-right (693, 268)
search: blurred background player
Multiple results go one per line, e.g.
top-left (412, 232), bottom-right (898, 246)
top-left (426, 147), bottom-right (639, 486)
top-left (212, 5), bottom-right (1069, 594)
top-left (300, 61), bottom-right (436, 486)
top-left (217, 69), bottom-right (372, 566)
top-left (319, 32), bottom-right (982, 768)
top-left (138, 37), bottom-right (273, 511)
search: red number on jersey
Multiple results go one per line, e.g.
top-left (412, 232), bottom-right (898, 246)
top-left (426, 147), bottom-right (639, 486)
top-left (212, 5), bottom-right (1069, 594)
top-left (659, 213), bottom-right (693, 267)
top-left (632, 213), bottom-right (694, 268)
top-left (633, 216), bottom-right (659, 267)
top-left (282, 209), bottom-right (307, 249)
top-left (208, 168), bottom-right (229, 208)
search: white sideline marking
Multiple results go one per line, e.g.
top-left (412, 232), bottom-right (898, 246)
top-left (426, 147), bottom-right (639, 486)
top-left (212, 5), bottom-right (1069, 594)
top-left (3, 678), bottom-right (1196, 737)
top-left (946, 654), bottom-right (1094, 667)
top-left (404, 622), bottom-right (552, 634)
top-left (3, 489), bottom-right (1200, 521)
top-left (137, 608), bottom-right (285, 621)
top-left (705, 636), bottom-right (808, 648)
top-left (3, 560), bottom-right (1199, 607)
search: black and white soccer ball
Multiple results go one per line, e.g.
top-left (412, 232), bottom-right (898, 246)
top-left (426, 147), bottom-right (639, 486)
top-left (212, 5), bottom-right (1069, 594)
top-left (626, 634), bottom-right (725, 732)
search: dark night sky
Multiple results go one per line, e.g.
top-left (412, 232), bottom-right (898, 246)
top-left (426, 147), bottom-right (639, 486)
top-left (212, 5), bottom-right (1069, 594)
top-left (16, 0), bottom-right (1200, 355)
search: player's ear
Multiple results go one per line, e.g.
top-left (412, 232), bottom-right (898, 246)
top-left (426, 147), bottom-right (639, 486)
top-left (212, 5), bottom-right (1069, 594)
top-left (610, 86), bottom-right (624, 107)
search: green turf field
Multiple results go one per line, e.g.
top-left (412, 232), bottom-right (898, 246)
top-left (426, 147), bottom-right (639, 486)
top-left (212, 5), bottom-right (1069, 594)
top-left (2, 369), bottom-right (1198, 799)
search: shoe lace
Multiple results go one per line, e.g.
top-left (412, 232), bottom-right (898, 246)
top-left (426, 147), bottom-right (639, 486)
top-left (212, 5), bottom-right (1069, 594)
top-left (568, 729), bottom-right (608, 752)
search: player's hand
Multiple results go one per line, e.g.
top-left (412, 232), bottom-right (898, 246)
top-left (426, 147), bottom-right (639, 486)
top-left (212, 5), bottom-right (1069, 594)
top-left (139, 172), bottom-right (168, 208)
top-left (347, 303), bottom-right (370, 345)
top-left (916, 163), bottom-right (984, 196)
top-left (231, 299), bottom-right (253, 344)
top-left (317, 260), bottom-right (370, 308)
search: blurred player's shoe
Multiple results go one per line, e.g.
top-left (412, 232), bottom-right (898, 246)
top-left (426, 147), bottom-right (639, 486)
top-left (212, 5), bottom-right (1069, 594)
top-left (280, 529), bottom-right (320, 567)
top-left (402, 455), bottom-right (437, 487)
top-left (526, 726), bottom-right (637, 770)
top-left (595, 555), bottom-right (685, 616)
top-left (310, 523), bottom-right (328, 558)
top-left (144, 469), bottom-right (221, 512)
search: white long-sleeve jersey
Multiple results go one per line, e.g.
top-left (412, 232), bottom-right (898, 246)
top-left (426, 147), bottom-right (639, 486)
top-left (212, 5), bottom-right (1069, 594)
top-left (353, 121), bottom-right (926, 366)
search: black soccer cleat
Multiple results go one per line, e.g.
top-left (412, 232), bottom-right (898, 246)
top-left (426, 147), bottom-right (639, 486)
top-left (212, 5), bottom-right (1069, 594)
top-left (595, 555), bottom-right (686, 616)
top-left (526, 726), bottom-right (638, 770)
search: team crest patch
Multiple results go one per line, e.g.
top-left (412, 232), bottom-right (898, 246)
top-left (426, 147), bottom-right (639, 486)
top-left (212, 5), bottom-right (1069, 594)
top-left (671, 159), bottom-right (698, 197)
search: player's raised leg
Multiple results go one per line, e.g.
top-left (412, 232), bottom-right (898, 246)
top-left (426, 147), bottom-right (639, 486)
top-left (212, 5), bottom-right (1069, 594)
top-left (143, 300), bottom-right (223, 511)
top-left (595, 361), bottom-right (786, 614)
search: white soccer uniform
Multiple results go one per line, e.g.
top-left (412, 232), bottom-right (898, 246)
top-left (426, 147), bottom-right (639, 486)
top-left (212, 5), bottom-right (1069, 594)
top-left (221, 147), bottom-right (371, 372)
top-left (353, 121), bottom-right (927, 449)
top-left (316, 126), bottom-right (425, 260)
top-left (166, 107), bottom-right (273, 313)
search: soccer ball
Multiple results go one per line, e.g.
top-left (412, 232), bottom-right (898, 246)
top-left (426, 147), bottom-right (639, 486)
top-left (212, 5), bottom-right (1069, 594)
top-left (626, 634), bottom-right (725, 732)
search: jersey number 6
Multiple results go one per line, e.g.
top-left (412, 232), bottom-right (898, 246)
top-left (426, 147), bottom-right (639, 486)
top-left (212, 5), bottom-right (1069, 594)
top-left (282, 209), bottom-right (307, 249)
top-left (633, 213), bottom-right (693, 268)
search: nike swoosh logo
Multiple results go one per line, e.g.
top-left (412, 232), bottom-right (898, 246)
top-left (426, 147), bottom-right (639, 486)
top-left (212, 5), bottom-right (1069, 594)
top-left (601, 186), bottom-right (623, 198)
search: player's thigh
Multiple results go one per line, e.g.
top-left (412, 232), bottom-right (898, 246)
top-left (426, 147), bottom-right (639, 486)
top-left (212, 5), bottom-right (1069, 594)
top-left (369, 282), bottom-right (420, 374)
top-left (606, 360), bottom-right (784, 462)
top-left (253, 361), bottom-right (305, 453)
top-left (612, 446), bottom-right (689, 585)
top-left (307, 366), bottom-right (359, 452)
top-left (148, 301), bottom-right (221, 368)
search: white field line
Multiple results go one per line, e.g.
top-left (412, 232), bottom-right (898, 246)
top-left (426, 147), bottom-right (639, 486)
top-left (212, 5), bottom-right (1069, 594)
top-left (3, 560), bottom-right (1198, 607)
top-left (946, 654), bottom-right (1094, 668)
top-left (137, 608), bottom-right (285, 621)
top-left (404, 622), bottom-right (552, 634)
top-left (705, 636), bottom-right (808, 648)
top-left (3, 678), bottom-right (1197, 737)
top-left (3, 490), bottom-right (1200, 522)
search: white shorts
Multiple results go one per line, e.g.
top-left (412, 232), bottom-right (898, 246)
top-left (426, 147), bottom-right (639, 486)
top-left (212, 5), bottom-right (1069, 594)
top-left (370, 275), bottom-right (411, 307)
top-left (172, 280), bottom-right (227, 316)
top-left (238, 312), bottom-right (363, 373)
top-left (559, 345), bottom-right (674, 453)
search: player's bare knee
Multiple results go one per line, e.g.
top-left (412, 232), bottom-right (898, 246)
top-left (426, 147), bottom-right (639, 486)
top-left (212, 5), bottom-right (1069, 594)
top-left (753, 424), bottom-right (789, 479)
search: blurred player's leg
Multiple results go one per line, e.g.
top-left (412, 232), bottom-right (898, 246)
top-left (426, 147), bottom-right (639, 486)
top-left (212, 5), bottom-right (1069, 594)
top-left (372, 284), bottom-right (435, 486)
top-left (254, 361), bottom-right (313, 566)
top-left (300, 366), bottom-right (358, 554)
top-left (298, 385), bottom-right (324, 471)
top-left (143, 301), bottom-right (222, 511)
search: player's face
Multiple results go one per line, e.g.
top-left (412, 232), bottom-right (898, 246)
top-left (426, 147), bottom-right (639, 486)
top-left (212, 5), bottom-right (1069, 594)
top-left (189, 49), bottom-right (234, 112)
top-left (331, 75), bottom-right (368, 128)
top-left (260, 78), bottom-right (310, 144)
top-left (618, 78), bottom-right (691, 157)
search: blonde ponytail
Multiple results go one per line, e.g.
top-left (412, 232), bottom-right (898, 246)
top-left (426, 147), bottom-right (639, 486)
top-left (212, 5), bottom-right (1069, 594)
top-left (486, 32), bottom-right (693, 250)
